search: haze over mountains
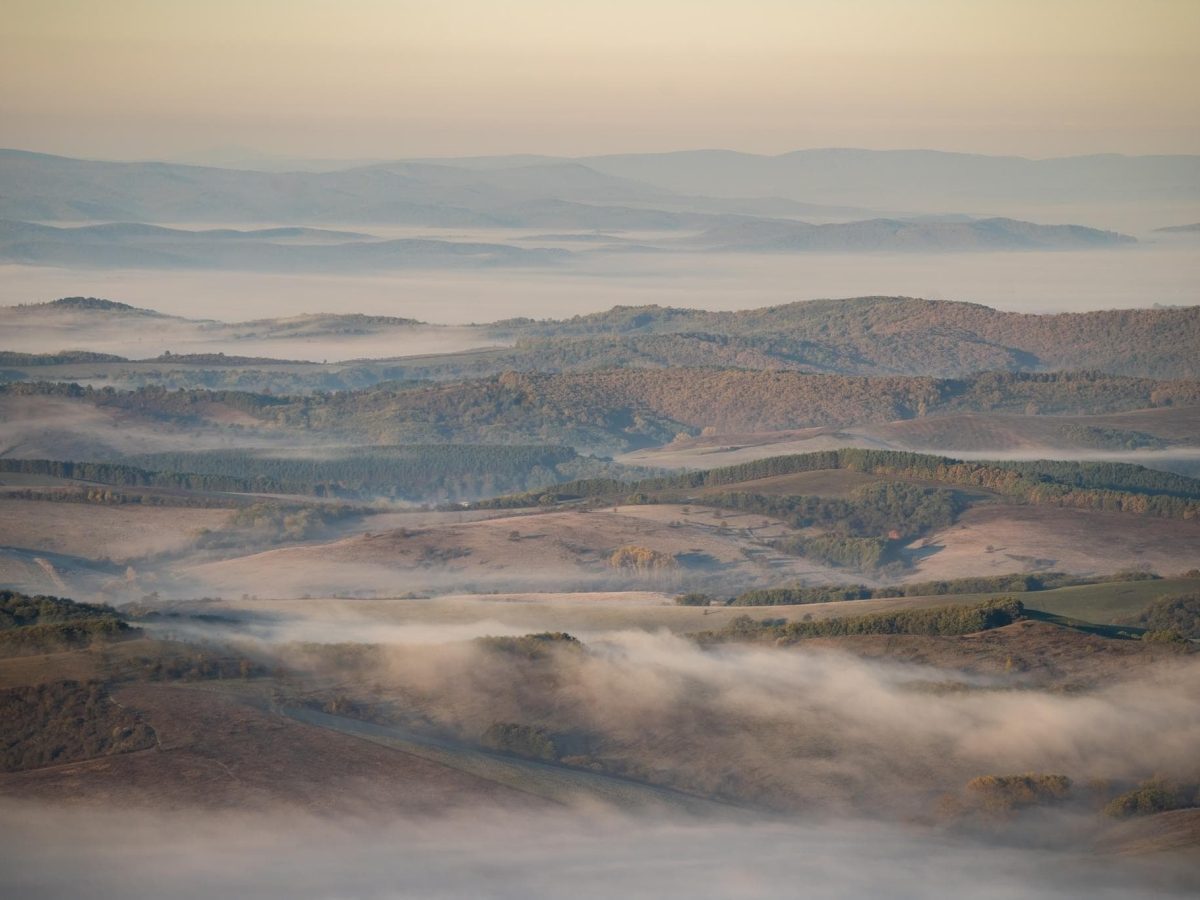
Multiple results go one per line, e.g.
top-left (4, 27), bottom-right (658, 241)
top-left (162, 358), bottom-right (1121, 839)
top-left (3, 146), bottom-right (1193, 320)
top-left (5, 3), bottom-right (1200, 895)
top-left (150, 144), bottom-right (1200, 214)
top-left (3, 147), bottom-right (1194, 237)
top-left (0, 216), bottom-right (1136, 274)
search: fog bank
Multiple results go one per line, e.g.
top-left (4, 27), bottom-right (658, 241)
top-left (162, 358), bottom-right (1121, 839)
top-left (2, 244), bottom-right (1196, 325)
top-left (1, 806), bottom-right (1195, 899)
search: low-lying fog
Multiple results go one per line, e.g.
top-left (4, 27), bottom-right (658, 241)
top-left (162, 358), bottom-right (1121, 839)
top-left (2, 242), bottom-right (1197, 327)
top-left (3, 807), bottom-right (1196, 899)
top-left (149, 618), bottom-right (1200, 797)
top-left (5, 622), bottom-right (1200, 897)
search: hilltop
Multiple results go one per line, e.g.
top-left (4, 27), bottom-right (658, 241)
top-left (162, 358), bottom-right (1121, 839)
top-left (3, 296), bottom-right (1199, 378)
top-left (3, 369), bottom-right (1198, 460)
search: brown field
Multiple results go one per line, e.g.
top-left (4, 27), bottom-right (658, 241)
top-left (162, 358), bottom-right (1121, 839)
top-left (182, 503), bottom-right (856, 598)
top-left (178, 494), bottom-right (1200, 600)
top-left (855, 409), bottom-right (1200, 454)
top-left (904, 505), bottom-right (1200, 581)
top-left (0, 682), bottom-right (548, 815)
top-left (0, 496), bottom-right (228, 561)
top-left (1098, 808), bottom-right (1200, 857)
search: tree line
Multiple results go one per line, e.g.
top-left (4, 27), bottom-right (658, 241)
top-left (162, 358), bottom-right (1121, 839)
top-left (694, 597), bottom-right (1026, 645)
top-left (503, 449), bottom-right (1200, 522)
top-left (730, 570), bottom-right (1160, 606)
top-left (0, 443), bottom-right (637, 503)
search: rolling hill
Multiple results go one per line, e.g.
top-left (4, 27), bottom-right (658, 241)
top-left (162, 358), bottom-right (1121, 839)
top-left (3, 296), bottom-right (1199, 378)
top-left (3, 369), bottom-right (1199, 457)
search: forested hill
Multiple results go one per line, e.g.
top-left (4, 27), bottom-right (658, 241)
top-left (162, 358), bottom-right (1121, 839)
top-left (3, 296), bottom-right (1199, 380)
top-left (490, 298), bottom-right (1200, 378)
top-left (7, 369), bottom-right (1198, 455)
top-left (0, 445), bottom-right (647, 502)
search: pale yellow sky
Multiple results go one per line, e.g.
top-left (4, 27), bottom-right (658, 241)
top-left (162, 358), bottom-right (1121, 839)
top-left (2, 0), bottom-right (1197, 159)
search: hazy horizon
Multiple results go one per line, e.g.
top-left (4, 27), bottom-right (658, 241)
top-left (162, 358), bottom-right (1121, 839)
top-left (4, 1), bottom-right (1198, 161)
top-left (2, 4), bottom-right (1199, 898)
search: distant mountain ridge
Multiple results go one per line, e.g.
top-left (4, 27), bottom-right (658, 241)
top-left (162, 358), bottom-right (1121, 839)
top-left (0, 150), bottom-right (741, 229)
top-left (690, 217), bottom-right (1134, 252)
top-left (0, 219), bottom-right (567, 271)
top-left (2, 147), bottom-right (1193, 231)
top-left (0, 215), bottom-right (1139, 275)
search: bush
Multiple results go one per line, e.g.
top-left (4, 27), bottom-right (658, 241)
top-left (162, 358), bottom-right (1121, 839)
top-left (966, 773), bottom-right (1072, 814)
top-left (0, 590), bottom-right (121, 630)
top-left (1141, 630), bottom-right (1188, 644)
top-left (0, 619), bottom-right (138, 658)
top-left (676, 593), bottom-right (712, 607)
top-left (481, 722), bottom-right (557, 760)
top-left (608, 546), bottom-right (679, 575)
top-left (1104, 780), bottom-right (1198, 818)
top-left (475, 632), bottom-right (581, 660)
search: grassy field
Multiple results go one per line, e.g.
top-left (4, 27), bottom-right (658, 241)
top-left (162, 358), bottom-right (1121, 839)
top-left (622, 407), bottom-right (1200, 470)
top-left (1026, 576), bottom-right (1200, 624)
top-left (0, 497), bottom-right (229, 561)
top-left (200, 575), bottom-right (1200, 640)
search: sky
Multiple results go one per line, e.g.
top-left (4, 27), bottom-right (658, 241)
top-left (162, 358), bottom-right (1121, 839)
top-left (2, 0), bottom-right (1198, 161)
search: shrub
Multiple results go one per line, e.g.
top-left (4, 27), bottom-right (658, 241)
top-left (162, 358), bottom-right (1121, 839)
top-left (0, 619), bottom-right (138, 658)
top-left (481, 722), bottom-right (557, 760)
top-left (608, 546), bottom-right (679, 575)
top-left (475, 632), bottom-right (581, 660)
top-left (965, 773), bottom-right (1072, 814)
top-left (1104, 780), bottom-right (1197, 818)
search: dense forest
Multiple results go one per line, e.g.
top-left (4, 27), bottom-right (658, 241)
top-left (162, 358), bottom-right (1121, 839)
top-left (489, 298), bottom-right (1200, 378)
top-left (0, 680), bottom-right (156, 771)
top-left (6, 368), bottom-right (1198, 454)
top-left (1, 445), bottom-right (648, 502)
top-left (119, 445), bottom-right (589, 500)
top-left (0, 458), bottom-right (280, 494)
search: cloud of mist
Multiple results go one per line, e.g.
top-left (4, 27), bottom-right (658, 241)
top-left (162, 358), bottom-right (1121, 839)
top-left (2, 244), bottom-right (1197, 330)
top-left (0, 302), bottom-right (496, 361)
top-left (0, 804), bottom-right (1195, 900)
top-left (174, 615), bottom-right (1200, 816)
